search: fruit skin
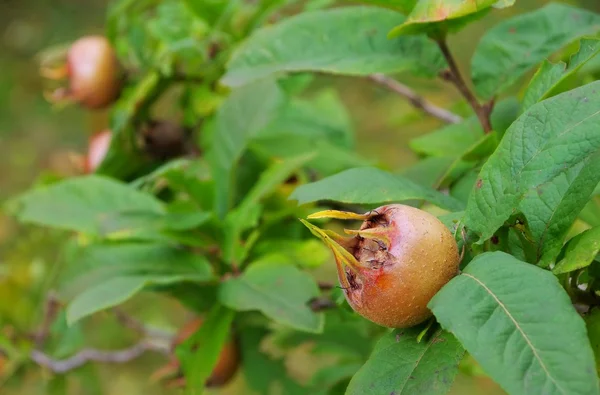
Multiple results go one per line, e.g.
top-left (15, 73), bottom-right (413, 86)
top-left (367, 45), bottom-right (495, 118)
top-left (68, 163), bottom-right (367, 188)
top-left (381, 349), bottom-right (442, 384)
top-left (67, 36), bottom-right (121, 109)
top-left (304, 204), bottom-right (459, 328)
top-left (152, 317), bottom-right (240, 388)
top-left (84, 130), bottom-right (112, 173)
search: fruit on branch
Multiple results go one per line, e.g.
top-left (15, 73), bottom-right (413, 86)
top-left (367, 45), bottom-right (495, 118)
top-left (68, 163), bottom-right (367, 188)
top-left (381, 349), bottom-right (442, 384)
top-left (301, 204), bottom-right (459, 328)
top-left (41, 35), bottom-right (121, 109)
top-left (151, 317), bottom-right (240, 388)
top-left (140, 120), bottom-right (189, 160)
top-left (84, 130), bottom-right (112, 173)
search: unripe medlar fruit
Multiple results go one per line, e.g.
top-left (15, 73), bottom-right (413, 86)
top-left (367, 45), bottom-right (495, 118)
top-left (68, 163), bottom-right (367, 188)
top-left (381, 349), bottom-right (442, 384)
top-left (151, 318), bottom-right (240, 388)
top-left (42, 36), bottom-right (121, 109)
top-left (84, 129), bottom-right (112, 173)
top-left (302, 204), bottom-right (459, 328)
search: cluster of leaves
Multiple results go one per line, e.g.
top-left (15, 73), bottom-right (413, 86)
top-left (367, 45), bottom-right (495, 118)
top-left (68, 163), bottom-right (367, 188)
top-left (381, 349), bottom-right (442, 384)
top-left (4, 0), bottom-right (600, 394)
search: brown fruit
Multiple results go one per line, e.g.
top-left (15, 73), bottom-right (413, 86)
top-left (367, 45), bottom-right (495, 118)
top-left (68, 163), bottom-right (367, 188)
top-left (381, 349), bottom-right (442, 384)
top-left (67, 36), bottom-right (121, 109)
top-left (141, 120), bottom-right (188, 160)
top-left (84, 129), bottom-right (112, 173)
top-left (302, 204), bottom-right (459, 328)
top-left (152, 318), bottom-right (240, 388)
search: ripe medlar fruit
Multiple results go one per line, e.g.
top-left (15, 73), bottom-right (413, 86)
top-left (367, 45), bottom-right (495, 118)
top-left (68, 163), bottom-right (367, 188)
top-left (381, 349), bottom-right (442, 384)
top-left (302, 204), bottom-right (459, 328)
top-left (41, 35), bottom-right (121, 109)
top-left (84, 129), bottom-right (112, 173)
top-left (151, 317), bottom-right (240, 388)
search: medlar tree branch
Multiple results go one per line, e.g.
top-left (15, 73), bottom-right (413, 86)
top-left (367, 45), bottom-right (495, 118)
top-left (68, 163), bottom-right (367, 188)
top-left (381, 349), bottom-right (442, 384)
top-left (368, 73), bottom-right (463, 124)
top-left (435, 39), bottom-right (495, 133)
top-left (30, 340), bottom-right (170, 374)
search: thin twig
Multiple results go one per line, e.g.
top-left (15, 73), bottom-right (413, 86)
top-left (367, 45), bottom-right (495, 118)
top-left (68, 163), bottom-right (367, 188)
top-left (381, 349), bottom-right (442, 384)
top-left (34, 292), bottom-right (62, 348)
top-left (31, 340), bottom-right (170, 374)
top-left (435, 40), bottom-right (494, 133)
top-left (369, 73), bottom-right (462, 124)
top-left (112, 308), bottom-right (173, 340)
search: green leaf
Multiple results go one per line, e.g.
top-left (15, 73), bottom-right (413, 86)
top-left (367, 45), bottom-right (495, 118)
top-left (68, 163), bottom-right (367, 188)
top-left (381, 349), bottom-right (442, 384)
top-left (430, 252), bottom-right (600, 395)
top-left (209, 78), bottom-right (285, 217)
top-left (59, 243), bottom-right (214, 298)
top-left (410, 117), bottom-right (482, 157)
top-left (581, 197), bottom-right (600, 227)
top-left (409, 98), bottom-right (519, 157)
top-left (222, 154), bottom-right (315, 263)
top-left (522, 38), bottom-right (600, 111)
top-left (66, 275), bottom-right (188, 325)
top-left (346, 327), bottom-right (464, 395)
top-left (471, 3), bottom-right (600, 99)
top-left (389, 0), bottom-right (513, 37)
top-left (260, 90), bottom-right (355, 149)
top-left (465, 82), bottom-right (600, 265)
top-left (218, 261), bottom-right (323, 333)
top-left (221, 6), bottom-right (445, 87)
top-left (240, 327), bottom-right (304, 395)
top-left (6, 175), bottom-right (165, 235)
top-left (177, 304), bottom-right (235, 392)
top-left (353, 0), bottom-right (417, 15)
top-left (553, 227), bottom-right (600, 274)
top-left (290, 167), bottom-right (464, 211)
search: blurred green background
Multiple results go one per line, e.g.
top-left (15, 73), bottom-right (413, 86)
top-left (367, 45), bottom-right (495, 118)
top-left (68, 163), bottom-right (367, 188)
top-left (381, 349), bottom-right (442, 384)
top-left (1, 0), bottom-right (599, 394)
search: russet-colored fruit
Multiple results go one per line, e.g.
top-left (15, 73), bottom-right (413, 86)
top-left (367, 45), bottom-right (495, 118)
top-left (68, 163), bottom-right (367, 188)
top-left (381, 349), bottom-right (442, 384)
top-left (151, 317), bottom-right (240, 388)
top-left (66, 36), bottom-right (121, 109)
top-left (84, 129), bottom-right (112, 173)
top-left (41, 35), bottom-right (121, 109)
top-left (302, 204), bottom-right (459, 328)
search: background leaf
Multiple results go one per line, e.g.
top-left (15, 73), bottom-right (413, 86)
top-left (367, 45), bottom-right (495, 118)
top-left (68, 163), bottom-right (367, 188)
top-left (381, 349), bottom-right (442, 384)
top-left (471, 3), bottom-right (600, 99)
top-left (59, 243), bottom-right (214, 297)
top-left (522, 38), bottom-right (600, 111)
top-left (553, 227), bottom-right (600, 274)
top-left (290, 167), bottom-right (464, 211)
top-left (430, 251), bottom-right (600, 395)
top-left (6, 175), bottom-right (165, 235)
top-left (346, 327), bottom-right (464, 395)
top-left (218, 261), bottom-right (323, 333)
top-left (389, 0), bottom-right (511, 37)
top-left (465, 82), bottom-right (600, 265)
top-left (177, 304), bottom-right (235, 392)
top-left (355, 0), bottom-right (417, 14)
top-left (221, 6), bottom-right (445, 87)
top-left (209, 78), bottom-right (284, 217)
top-left (66, 275), bottom-right (196, 325)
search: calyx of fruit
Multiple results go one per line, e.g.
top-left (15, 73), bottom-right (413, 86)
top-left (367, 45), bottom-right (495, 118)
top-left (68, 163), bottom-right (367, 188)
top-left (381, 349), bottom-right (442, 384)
top-left (151, 317), bottom-right (239, 388)
top-left (41, 35), bottom-right (121, 109)
top-left (302, 204), bottom-right (459, 328)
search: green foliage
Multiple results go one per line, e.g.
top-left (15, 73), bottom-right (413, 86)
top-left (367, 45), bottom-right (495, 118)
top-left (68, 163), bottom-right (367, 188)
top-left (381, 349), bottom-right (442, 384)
top-left (522, 38), bottom-right (600, 111)
top-left (389, 0), bottom-right (514, 38)
top-left (430, 252), bottom-right (599, 395)
top-left (219, 261), bottom-right (323, 333)
top-left (8, 0), bottom-right (600, 394)
top-left (222, 6), bottom-right (445, 87)
top-left (346, 327), bottom-right (464, 394)
top-left (471, 3), bottom-right (600, 98)
top-left (291, 167), bottom-right (464, 210)
top-left (465, 82), bottom-right (600, 266)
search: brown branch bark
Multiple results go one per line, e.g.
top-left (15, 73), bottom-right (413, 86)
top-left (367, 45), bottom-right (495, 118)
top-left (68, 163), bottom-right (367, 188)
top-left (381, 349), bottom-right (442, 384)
top-left (369, 74), bottom-right (463, 124)
top-left (30, 341), bottom-right (170, 374)
top-left (436, 40), bottom-right (494, 133)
